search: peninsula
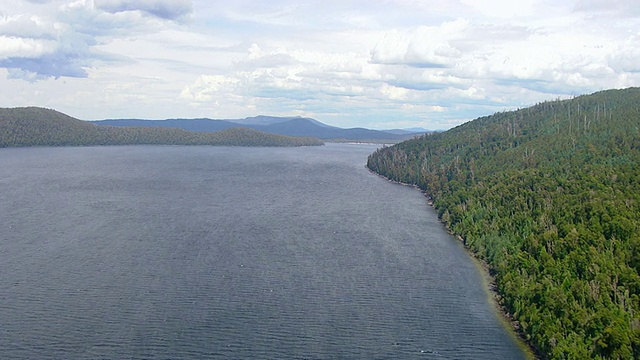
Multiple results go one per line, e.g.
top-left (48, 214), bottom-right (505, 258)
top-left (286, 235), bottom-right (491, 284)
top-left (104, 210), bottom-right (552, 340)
top-left (0, 107), bottom-right (324, 148)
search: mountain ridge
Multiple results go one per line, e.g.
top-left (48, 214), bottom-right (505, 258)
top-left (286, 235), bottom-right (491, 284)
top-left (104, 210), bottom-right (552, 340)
top-left (0, 107), bottom-right (324, 147)
top-left (92, 116), bottom-right (427, 142)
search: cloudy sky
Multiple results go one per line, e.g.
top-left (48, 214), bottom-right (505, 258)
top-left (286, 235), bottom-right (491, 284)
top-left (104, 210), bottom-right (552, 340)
top-left (0, 0), bottom-right (639, 129)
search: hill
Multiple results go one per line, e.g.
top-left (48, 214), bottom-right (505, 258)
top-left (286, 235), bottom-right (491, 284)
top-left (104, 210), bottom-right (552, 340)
top-left (0, 107), bottom-right (324, 147)
top-left (367, 88), bottom-right (640, 359)
top-left (227, 115), bottom-right (335, 128)
top-left (93, 118), bottom-right (239, 133)
top-left (93, 116), bottom-right (423, 142)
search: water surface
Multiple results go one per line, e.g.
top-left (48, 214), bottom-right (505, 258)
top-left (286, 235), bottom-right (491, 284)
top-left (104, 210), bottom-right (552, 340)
top-left (0, 144), bottom-right (528, 359)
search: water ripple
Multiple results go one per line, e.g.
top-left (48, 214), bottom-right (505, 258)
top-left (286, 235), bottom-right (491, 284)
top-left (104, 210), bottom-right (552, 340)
top-left (0, 145), bottom-right (528, 359)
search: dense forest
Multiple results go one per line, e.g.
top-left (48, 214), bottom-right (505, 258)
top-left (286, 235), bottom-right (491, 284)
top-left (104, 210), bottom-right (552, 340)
top-left (367, 88), bottom-right (640, 359)
top-left (0, 107), bottom-right (324, 147)
top-left (94, 116), bottom-right (418, 143)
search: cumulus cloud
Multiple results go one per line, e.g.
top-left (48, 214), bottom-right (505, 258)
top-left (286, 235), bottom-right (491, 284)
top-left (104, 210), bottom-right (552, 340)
top-left (2, 50), bottom-right (89, 80)
top-left (182, 43), bottom-right (378, 106)
top-left (370, 19), bottom-right (467, 68)
top-left (574, 0), bottom-right (640, 18)
top-left (180, 74), bottom-right (240, 102)
top-left (95, 0), bottom-right (192, 21)
top-left (367, 12), bottom-right (640, 101)
top-left (0, 14), bottom-right (56, 39)
top-left (609, 48), bottom-right (640, 73)
top-left (0, 35), bottom-right (57, 59)
top-left (1, 0), bottom-right (640, 129)
top-left (0, 0), bottom-right (191, 81)
top-left (0, 12), bottom-right (95, 80)
top-left (176, 39), bottom-right (465, 127)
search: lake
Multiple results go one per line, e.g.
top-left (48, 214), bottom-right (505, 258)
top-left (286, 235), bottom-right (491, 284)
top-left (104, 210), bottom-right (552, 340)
top-left (0, 143), bottom-right (529, 359)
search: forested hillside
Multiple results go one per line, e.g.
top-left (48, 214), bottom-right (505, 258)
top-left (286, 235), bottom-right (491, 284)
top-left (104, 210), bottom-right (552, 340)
top-left (93, 116), bottom-right (419, 142)
top-left (367, 88), bottom-right (640, 359)
top-left (0, 107), bottom-right (324, 147)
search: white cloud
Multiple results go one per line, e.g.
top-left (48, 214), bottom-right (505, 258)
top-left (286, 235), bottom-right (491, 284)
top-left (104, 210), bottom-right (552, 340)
top-left (459, 0), bottom-right (537, 19)
top-left (94, 0), bottom-right (192, 21)
top-left (0, 0), bottom-right (191, 80)
top-left (380, 83), bottom-right (408, 100)
top-left (370, 19), bottom-right (467, 68)
top-left (608, 34), bottom-right (640, 73)
top-left (180, 74), bottom-right (240, 102)
top-left (574, 0), bottom-right (640, 18)
top-left (0, 35), bottom-right (56, 58)
top-left (0, 0), bottom-right (639, 129)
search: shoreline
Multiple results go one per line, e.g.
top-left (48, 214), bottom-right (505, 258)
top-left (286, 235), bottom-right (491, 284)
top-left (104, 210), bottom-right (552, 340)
top-left (367, 166), bottom-right (540, 359)
top-left (459, 236), bottom-right (541, 360)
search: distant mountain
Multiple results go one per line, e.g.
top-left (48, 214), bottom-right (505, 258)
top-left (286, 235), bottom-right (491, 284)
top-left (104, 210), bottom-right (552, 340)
top-left (93, 116), bottom-right (424, 142)
top-left (0, 107), bottom-right (324, 148)
top-left (383, 127), bottom-right (431, 135)
top-left (94, 118), bottom-right (239, 133)
top-left (228, 115), bottom-right (336, 128)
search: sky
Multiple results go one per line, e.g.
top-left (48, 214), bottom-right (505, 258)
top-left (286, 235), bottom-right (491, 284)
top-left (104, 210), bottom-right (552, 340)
top-left (0, 1), bottom-right (639, 130)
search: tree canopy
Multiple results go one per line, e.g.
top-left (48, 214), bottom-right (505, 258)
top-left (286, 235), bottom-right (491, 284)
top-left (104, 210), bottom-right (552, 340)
top-left (0, 107), bottom-right (324, 147)
top-left (367, 88), bottom-right (640, 359)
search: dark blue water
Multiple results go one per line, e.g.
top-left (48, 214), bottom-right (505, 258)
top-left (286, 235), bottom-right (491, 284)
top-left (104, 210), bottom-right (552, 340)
top-left (0, 144), bottom-right (529, 359)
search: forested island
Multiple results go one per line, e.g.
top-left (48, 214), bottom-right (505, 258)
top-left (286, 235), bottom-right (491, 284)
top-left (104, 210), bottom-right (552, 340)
top-left (367, 87), bottom-right (640, 359)
top-left (0, 107), bottom-right (324, 147)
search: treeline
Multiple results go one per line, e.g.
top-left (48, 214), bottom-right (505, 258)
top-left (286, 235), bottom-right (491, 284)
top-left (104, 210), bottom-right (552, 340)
top-left (0, 107), bottom-right (324, 147)
top-left (367, 88), bottom-right (640, 359)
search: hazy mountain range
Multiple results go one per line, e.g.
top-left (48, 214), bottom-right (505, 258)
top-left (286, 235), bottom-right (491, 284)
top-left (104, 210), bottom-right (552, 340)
top-left (92, 116), bottom-right (429, 142)
top-left (0, 108), bottom-right (324, 148)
